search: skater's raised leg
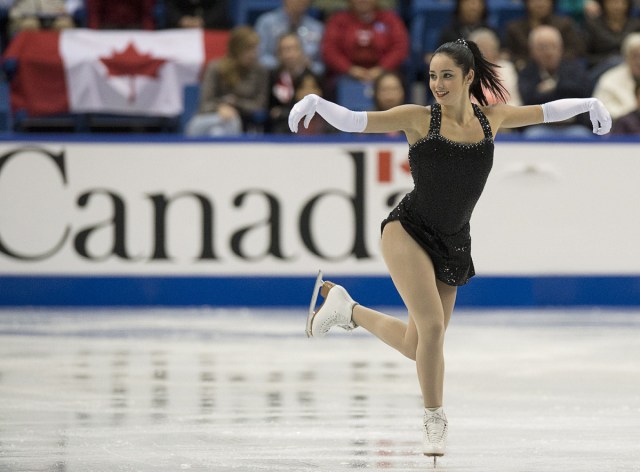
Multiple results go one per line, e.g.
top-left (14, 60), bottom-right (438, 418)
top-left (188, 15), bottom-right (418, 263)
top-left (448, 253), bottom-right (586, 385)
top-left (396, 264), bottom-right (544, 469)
top-left (307, 221), bottom-right (456, 459)
top-left (351, 277), bottom-right (456, 362)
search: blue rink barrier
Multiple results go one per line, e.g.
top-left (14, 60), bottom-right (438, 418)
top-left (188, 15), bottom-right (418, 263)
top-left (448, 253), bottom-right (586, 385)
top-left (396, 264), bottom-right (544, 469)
top-left (1, 275), bottom-right (640, 308)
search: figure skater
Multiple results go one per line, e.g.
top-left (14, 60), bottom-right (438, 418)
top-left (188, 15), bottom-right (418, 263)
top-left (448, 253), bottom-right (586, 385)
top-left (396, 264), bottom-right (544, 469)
top-left (288, 38), bottom-right (611, 465)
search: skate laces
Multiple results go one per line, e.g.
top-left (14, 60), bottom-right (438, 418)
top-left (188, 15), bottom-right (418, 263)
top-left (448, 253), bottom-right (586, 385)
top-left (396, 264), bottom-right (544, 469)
top-left (424, 411), bottom-right (448, 444)
top-left (319, 314), bottom-right (339, 334)
top-left (315, 285), bottom-right (355, 334)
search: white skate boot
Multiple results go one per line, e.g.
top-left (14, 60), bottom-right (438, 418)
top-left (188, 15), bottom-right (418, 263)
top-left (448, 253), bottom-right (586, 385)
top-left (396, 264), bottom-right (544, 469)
top-left (423, 407), bottom-right (448, 467)
top-left (306, 271), bottom-right (358, 337)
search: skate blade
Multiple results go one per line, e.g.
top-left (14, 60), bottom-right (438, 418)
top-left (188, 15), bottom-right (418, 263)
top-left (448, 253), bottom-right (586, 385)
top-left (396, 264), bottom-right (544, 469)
top-left (305, 270), bottom-right (324, 338)
top-left (423, 453), bottom-right (444, 469)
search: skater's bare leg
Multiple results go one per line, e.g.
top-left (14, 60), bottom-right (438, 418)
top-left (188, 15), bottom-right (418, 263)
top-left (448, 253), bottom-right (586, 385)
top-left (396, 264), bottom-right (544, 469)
top-left (352, 278), bottom-right (456, 359)
top-left (352, 252), bottom-right (456, 357)
top-left (372, 221), bottom-right (456, 408)
top-left (437, 279), bottom-right (457, 332)
top-left (352, 304), bottom-right (418, 359)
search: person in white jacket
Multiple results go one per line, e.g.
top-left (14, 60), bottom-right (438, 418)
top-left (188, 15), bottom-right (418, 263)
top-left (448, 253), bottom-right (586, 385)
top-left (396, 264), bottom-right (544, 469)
top-left (593, 32), bottom-right (640, 121)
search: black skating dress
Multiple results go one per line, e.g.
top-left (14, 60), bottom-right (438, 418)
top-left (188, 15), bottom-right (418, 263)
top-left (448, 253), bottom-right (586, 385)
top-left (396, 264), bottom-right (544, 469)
top-left (381, 102), bottom-right (494, 286)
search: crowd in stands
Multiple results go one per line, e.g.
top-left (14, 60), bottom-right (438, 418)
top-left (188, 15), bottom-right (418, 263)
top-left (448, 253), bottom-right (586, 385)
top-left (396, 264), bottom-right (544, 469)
top-left (1, 0), bottom-right (640, 135)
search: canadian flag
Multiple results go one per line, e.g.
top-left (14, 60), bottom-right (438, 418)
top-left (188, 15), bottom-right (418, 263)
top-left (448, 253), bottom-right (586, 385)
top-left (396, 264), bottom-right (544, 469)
top-left (3, 29), bottom-right (229, 117)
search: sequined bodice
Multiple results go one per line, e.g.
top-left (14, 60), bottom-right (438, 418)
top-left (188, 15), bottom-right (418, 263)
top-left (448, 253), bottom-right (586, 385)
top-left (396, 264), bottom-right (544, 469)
top-left (406, 103), bottom-right (494, 234)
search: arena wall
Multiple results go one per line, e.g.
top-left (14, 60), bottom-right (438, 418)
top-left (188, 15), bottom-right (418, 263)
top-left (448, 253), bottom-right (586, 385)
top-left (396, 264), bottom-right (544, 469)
top-left (1, 136), bottom-right (638, 307)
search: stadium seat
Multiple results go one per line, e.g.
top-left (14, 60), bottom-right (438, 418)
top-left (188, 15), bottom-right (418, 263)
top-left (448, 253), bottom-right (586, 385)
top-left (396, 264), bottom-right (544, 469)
top-left (153, 0), bottom-right (166, 29)
top-left (231, 0), bottom-right (281, 26)
top-left (181, 83), bottom-right (201, 132)
top-left (72, 3), bottom-right (87, 27)
top-left (410, 0), bottom-right (455, 15)
top-left (336, 76), bottom-right (374, 111)
top-left (487, 0), bottom-right (525, 41)
top-left (409, 2), bottom-right (455, 80)
top-left (0, 79), bottom-right (12, 132)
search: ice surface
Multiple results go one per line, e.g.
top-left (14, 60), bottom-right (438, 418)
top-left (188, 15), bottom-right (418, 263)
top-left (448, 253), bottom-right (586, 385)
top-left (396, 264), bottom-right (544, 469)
top-left (0, 308), bottom-right (639, 471)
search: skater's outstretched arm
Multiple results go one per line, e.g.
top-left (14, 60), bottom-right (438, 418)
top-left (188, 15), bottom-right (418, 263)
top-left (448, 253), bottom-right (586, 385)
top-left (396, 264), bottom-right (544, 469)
top-left (486, 98), bottom-right (612, 135)
top-left (289, 94), bottom-right (613, 138)
top-left (288, 94), bottom-right (426, 137)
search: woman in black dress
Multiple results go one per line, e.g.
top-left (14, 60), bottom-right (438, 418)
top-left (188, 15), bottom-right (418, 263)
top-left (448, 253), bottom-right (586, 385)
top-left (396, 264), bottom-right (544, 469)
top-left (288, 39), bottom-right (611, 463)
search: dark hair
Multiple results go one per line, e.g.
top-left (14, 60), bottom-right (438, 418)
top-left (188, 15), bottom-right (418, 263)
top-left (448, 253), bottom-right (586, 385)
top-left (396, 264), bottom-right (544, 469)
top-left (220, 26), bottom-right (260, 87)
top-left (454, 0), bottom-right (488, 22)
top-left (432, 39), bottom-right (508, 106)
top-left (596, 0), bottom-right (632, 18)
top-left (524, 0), bottom-right (557, 11)
top-left (277, 31), bottom-right (303, 50)
top-left (373, 71), bottom-right (406, 110)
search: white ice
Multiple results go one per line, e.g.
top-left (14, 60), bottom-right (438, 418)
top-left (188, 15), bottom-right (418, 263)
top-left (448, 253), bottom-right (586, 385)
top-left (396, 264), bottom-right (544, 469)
top-left (0, 308), bottom-right (639, 471)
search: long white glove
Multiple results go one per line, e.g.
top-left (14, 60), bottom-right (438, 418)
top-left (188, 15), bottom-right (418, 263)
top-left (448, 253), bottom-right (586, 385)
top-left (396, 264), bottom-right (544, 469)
top-left (542, 98), bottom-right (612, 135)
top-left (288, 94), bottom-right (368, 133)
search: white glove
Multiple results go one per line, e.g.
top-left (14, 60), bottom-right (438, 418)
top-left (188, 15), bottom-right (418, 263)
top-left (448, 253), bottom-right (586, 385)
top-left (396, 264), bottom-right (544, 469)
top-left (586, 99), bottom-right (612, 135)
top-left (542, 98), bottom-right (611, 135)
top-left (288, 94), bottom-right (367, 133)
top-left (288, 94), bottom-right (319, 133)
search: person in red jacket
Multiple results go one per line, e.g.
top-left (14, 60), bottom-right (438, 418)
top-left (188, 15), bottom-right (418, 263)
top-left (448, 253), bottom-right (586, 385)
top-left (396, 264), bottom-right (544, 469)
top-left (321, 0), bottom-right (409, 83)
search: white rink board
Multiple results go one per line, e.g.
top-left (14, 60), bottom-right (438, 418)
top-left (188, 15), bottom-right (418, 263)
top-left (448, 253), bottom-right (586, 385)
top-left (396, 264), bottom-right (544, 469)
top-left (0, 140), bottom-right (638, 275)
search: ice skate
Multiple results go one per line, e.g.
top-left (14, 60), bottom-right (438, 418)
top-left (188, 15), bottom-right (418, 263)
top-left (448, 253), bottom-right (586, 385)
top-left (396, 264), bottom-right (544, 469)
top-left (306, 270), bottom-right (358, 337)
top-left (423, 407), bottom-right (447, 468)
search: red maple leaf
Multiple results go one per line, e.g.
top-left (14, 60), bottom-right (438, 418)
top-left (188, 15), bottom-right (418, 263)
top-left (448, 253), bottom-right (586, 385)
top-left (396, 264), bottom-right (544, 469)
top-left (100, 42), bottom-right (168, 104)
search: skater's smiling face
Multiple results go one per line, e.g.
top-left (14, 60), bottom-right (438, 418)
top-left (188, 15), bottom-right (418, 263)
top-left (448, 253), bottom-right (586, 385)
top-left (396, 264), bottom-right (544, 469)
top-left (429, 54), bottom-right (474, 105)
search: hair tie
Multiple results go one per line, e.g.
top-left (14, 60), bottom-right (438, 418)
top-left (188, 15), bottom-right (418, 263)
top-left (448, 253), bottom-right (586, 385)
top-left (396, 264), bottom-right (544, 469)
top-left (456, 38), bottom-right (468, 48)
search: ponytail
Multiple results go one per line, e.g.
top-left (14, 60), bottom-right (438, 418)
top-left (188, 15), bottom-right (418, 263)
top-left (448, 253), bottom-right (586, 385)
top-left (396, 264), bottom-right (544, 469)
top-left (433, 39), bottom-right (509, 106)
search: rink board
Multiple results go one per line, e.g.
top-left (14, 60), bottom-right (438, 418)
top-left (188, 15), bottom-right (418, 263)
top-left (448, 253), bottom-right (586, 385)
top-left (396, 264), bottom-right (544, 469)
top-left (1, 274), bottom-right (640, 307)
top-left (1, 136), bottom-right (639, 307)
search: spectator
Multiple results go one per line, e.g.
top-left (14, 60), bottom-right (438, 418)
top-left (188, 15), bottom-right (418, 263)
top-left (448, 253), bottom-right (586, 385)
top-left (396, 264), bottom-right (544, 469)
top-left (518, 25), bottom-right (592, 137)
top-left (9, 0), bottom-right (78, 35)
top-left (186, 26), bottom-right (268, 136)
top-left (439, 0), bottom-right (494, 46)
top-left (165, 0), bottom-right (231, 30)
top-left (87, 0), bottom-right (155, 30)
top-left (584, 0), bottom-right (640, 82)
top-left (504, 0), bottom-right (584, 70)
top-left (322, 0), bottom-right (409, 83)
top-left (557, 0), bottom-right (601, 22)
top-left (372, 70), bottom-right (405, 110)
top-left (255, 0), bottom-right (324, 75)
top-left (372, 70), bottom-right (405, 136)
top-left (469, 28), bottom-right (522, 106)
top-left (268, 32), bottom-right (324, 133)
top-left (611, 82), bottom-right (640, 134)
top-left (593, 32), bottom-right (640, 121)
